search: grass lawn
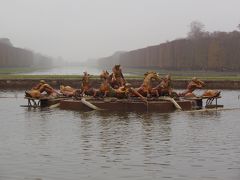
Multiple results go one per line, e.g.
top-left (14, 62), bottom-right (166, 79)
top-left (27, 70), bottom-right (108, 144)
top-left (1, 67), bottom-right (240, 81)
top-left (0, 67), bottom-right (45, 74)
top-left (1, 74), bottom-right (240, 81)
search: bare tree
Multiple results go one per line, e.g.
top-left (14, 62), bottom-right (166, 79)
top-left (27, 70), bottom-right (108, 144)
top-left (188, 21), bottom-right (205, 39)
top-left (237, 24), bottom-right (240, 31)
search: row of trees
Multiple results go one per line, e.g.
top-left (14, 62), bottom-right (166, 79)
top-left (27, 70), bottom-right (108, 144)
top-left (98, 22), bottom-right (240, 71)
top-left (0, 38), bottom-right (53, 68)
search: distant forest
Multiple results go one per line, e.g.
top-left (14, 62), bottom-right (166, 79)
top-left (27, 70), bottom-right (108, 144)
top-left (98, 22), bottom-right (240, 71)
top-left (0, 38), bottom-right (53, 68)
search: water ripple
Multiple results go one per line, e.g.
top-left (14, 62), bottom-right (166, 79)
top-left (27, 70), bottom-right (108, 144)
top-left (0, 90), bottom-right (240, 179)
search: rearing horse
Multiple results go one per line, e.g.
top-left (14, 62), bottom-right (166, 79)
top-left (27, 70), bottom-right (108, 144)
top-left (137, 71), bottom-right (161, 97)
top-left (109, 64), bottom-right (125, 88)
top-left (151, 74), bottom-right (173, 97)
top-left (94, 70), bottom-right (115, 97)
top-left (81, 72), bottom-right (96, 96)
top-left (179, 77), bottom-right (205, 97)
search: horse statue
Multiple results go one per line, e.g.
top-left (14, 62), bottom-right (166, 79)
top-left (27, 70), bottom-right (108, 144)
top-left (179, 77), bottom-right (205, 97)
top-left (57, 72), bottom-right (92, 98)
top-left (60, 85), bottom-right (82, 97)
top-left (202, 90), bottom-right (221, 98)
top-left (136, 71), bottom-right (161, 97)
top-left (151, 74), bottom-right (174, 97)
top-left (80, 71), bottom-right (96, 96)
top-left (25, 80), bottom-right (59, 98)
top-left (60, 85), bottom-right (76, 97)
top-left (94, 70), bottom-right (116, 97)
top-left (109, 64), bottom-right (125, 88)
top-left (202, 89), bottom-right (221, 104)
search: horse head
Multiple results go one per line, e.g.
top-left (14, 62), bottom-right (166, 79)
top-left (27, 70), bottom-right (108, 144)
top-left (192, 77), bottom-right (205, 87)
top-left (100, 70), bottom-right (110, 80)
top-left (143, 71), bottom-right (161, 82)
top-left (137, 71), bottom-right (161, 97)
top-left (82, 72), bottom-right (91, 88)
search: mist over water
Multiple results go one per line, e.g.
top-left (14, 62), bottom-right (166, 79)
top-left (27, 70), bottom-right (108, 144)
top-left (20, 66), bottom-right (103, 75)
top-left (19, 66), bottom-right (135, 76)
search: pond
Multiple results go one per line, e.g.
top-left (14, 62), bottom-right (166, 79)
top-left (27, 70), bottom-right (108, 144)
top-left (0, 90), bottom-right (240, 180)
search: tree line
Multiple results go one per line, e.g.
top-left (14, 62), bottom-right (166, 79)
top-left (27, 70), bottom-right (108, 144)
top-left (0, 38), bottom-right (53, 68)
top-left (98, 22), bottom-right (240, 71)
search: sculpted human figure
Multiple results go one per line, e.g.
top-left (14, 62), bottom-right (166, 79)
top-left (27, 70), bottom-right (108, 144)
top-left (110, 64), bottom-right (125, 88)
top-left (137, 71), bottom-right (161, 97)
top-left (32, 80), bottom-right (46, 91)
top-left (60, 85), bottom-right (79, 97)
top-left (94, 71), bottom-right (146, 102)
top-left (96, 70), bottom-right (113, 97)
top-left (114, 82), bottom-right (132, 98)
top-left (26, 80), bottom-right (59, 98)
top-left (118, 83), bottom-right (148, 103)
top-left (180, 77), bottom-right (205, 97)
top-left (81, 71), bottom-right (91, 94)
top-left (152, 74), bottom-right (173, 97)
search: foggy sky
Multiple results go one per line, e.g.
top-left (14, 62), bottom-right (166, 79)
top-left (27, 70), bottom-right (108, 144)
top-left (0, 0), bottom-right (239, 62)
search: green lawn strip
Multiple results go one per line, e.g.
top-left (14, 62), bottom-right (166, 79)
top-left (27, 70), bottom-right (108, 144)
top-left (172, 76), bottom-right (240, 81)
top-left (0, 74), bottom-right (84, 79)
top-left (0, 67), bottom-right (49, 74)
top-left (0, 74), bottom-right (144, 80)
top-left (1, 74), bottom-right (240, 81)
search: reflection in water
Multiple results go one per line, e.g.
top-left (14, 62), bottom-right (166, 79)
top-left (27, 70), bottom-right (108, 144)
top-left (187, 110), bottom-right (221, 119)
top-left (0, 90), bottom-right (240, 180)
top-left (24, 108), bottom-right (53, 145)
top-left (140, 113), bottom-right (173, 173)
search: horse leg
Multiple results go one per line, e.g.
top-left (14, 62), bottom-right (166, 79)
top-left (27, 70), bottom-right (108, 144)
top-left (153, 89), bottom-right (159, 97)
top-left (146, 90), bottom-right (151, 98)
top-left (93, 89), bottom-right (98, 97)
top-left (156, 90), bottom-right (159, 97)
top-left (136, 87), bottom-right (144, 97)
top-left (171, 91), bottom-right (179, 98)
top-left (81, 89), bottom-right (86, 96)
top-left (103, 91), bottom-right (108, 98)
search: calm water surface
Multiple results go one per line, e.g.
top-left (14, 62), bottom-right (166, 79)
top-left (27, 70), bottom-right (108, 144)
top-left (0, 90), bottom-right (240, 180)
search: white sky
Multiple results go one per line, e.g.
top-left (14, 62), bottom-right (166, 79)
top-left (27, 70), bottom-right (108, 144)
top-left (0, 0), bottom-right (239, 61)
